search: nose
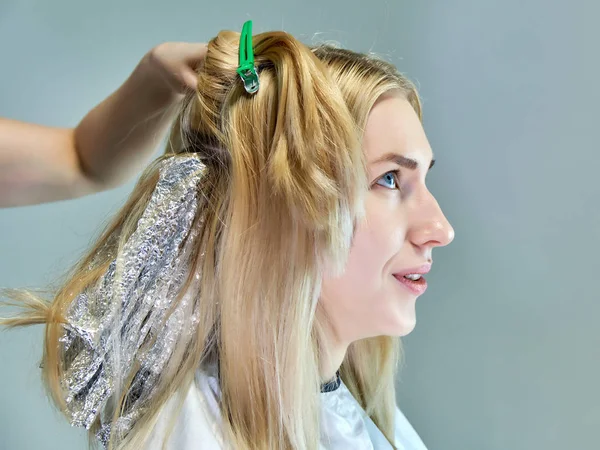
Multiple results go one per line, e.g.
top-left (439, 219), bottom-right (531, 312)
top-left (407, 189), bottom-right (455, 249)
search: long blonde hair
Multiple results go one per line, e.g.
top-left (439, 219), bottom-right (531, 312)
top-left (1, 29), bottom-right (421, 450)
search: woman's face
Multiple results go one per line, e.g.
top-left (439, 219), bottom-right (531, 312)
top-left (320, 92), bottom-right (454, 344)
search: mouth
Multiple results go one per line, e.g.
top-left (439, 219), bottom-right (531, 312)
top-left (392, 264), bottom-right (431, 296)
top-left (393, 274), bottom-right (428, 295)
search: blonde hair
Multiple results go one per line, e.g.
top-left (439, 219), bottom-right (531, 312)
top-left (1, 28), bottom-right (421, 450)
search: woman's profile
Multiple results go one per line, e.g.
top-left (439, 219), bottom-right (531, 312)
top-left (1, 21), bottom-right (454, 450)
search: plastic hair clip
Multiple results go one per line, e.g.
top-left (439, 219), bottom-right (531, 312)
top-left (237, 20), bottom-right (260, 94)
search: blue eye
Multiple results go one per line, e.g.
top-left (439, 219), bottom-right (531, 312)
top-left (376, 171), bottom-right (400, 190)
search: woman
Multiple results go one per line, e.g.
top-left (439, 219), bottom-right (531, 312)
top-left (1, 23), bottom-right (454, 450)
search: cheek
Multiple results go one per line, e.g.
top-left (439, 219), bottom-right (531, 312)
top-left (332, 201), bottom-right (403, 288)
top-left (350, 196), bottom-right (406, 272)
top-left (320, 198), bottom-right (409, 338)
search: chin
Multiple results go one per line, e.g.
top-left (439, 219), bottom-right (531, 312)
top-left (360, 319), bottom-right (416, 341)
top-left (398, 323), bottom-right (416, 336)
top-left (387, 315), bottom-right (417, 337)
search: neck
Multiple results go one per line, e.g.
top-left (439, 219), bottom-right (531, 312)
top-left (319, 328), bottom-right (349, 384)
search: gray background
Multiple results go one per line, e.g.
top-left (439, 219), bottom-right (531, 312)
top-left (1, 1), bottom-right (598, 449)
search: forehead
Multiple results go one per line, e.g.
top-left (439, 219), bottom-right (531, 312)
top-left (363, 93), bottom-right (433, 169)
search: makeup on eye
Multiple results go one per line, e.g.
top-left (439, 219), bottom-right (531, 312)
top-left (369, 152), bottom-right (434, 192)
top-left (374, 169), bottom-right (402, 190)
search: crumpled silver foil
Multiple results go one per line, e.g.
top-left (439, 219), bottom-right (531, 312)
top-left (58, 155), bottom-right (206, 446)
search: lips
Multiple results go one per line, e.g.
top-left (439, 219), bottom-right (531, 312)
top-left (393, 263), bottom-right (431, 296)
top-left (393, 274), bottom-right (428, 295)
top-left (394, 263), bottom-right (431, 277)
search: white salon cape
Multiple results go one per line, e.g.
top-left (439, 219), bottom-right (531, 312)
top-left (144, 368), bottom-right (428, 450)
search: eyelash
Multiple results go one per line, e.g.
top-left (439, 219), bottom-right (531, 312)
top-left (375, 170), bottom-right (403, 191)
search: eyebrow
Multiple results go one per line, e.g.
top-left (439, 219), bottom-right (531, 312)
top-left (371, 152), bottom-right (435, 171)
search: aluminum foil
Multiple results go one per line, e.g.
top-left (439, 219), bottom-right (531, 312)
top-left (58, 155), bottom-right (206, 446)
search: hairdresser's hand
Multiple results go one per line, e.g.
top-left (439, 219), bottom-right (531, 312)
top-left (142, 42), bottom-right (208, 97)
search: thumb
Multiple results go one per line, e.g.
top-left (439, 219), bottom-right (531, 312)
top-left (181, 67), bottom-right (199, 91)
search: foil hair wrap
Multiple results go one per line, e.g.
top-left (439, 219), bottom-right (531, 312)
top-left (58, 155), bottom-right (206, 446)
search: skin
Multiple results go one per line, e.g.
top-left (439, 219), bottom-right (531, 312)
top-left (0, 42), bottom-right (207, 208)
top-left (320, 92), bottom-right (455, 380)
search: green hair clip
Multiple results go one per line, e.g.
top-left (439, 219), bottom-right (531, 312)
top-left (237, 20), bottom-right (260, 94)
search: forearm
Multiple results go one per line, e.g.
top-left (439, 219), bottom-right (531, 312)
top-left (0, 119), bottom-right (81, 207)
